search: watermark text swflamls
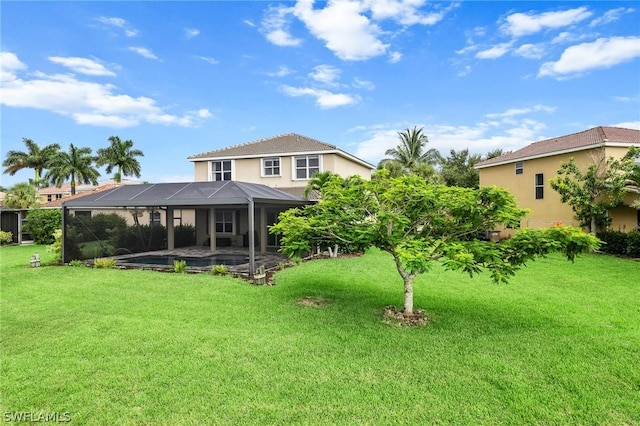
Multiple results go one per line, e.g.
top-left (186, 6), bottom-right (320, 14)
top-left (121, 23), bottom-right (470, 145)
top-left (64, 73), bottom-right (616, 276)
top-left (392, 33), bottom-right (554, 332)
top-left (3, 411), bottom-right (71, 423)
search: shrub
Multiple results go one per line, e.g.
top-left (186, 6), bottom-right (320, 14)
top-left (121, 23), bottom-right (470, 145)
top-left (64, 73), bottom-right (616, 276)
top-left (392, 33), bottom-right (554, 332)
top-left (627, 230), bottom-right (640, 258)
top-left (175, 224), bottom-right (196, 248)
top-left (0, 230), bottom-right (13, 245)
top-left (174, 259), bottom-right (187, 273)
top-left (94, 257), bottom-right (117, 269)
top-left (596, 230), bottom-right (628, 255)
top-left (68, 260), bottom-right (85, 267)
top-left (47, 229), bottom-right (62, 263)
top-left (211, 264), bottom-right (229, 276)
top-left (23, 208), bottom-right (62, 244)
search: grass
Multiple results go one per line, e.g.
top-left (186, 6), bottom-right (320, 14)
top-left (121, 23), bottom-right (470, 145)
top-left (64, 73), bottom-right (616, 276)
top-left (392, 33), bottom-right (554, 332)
top-left (1, 244), bottom-right (639, 425)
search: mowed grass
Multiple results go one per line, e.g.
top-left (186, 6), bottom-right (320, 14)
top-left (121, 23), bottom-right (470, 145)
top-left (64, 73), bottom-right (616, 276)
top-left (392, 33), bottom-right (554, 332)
top-left (1, 245), bottom-right (639, 425)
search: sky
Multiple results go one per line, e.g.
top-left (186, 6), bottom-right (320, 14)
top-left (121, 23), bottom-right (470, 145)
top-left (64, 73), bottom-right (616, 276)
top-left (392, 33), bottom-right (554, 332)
top-left (1, 1), bottom-right (639, 188)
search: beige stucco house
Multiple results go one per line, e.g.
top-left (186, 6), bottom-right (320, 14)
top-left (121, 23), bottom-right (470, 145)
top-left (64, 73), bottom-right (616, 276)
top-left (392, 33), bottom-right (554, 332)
top-left (475, 126), bottom-right (640, 236)
top-left (188, 133), bottom-right (374, 196)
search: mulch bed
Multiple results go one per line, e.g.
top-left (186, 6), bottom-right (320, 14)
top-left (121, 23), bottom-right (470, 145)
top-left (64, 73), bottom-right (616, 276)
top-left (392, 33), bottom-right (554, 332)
top-left (382, 305), bottom-right (432, 327)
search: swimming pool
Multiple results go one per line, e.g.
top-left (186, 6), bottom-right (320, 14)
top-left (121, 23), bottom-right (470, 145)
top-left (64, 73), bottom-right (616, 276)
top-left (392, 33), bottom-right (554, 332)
top-left (120, 254), bottom-right (249, 267)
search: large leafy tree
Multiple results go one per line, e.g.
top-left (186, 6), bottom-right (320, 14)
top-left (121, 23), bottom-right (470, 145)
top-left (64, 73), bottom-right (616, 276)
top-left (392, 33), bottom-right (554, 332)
top-left (96, 136), bottom-right (144, 183)
top-left (550, 147), bottom-right (640, 233)
top-left (45, 144), bottom-right (100, 195)
top-left (271, 172), bottom-right (599, 317)
top-left (2, 138), bottom-right (60, 188)
top-left (378, 127), bottom-right (441, 178)
top-left (439, 148), bottom-right (483, 188)
top-left (4, 182), bottom-right (41, 209)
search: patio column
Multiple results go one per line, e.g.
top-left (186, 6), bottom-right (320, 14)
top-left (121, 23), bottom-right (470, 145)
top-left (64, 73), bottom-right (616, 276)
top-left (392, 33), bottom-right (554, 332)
top-left (248, 200), bottom-right (255, 275)
top-left (209, 207), bottom-right (216, 252)
top-left (259, 206), bottom-right (267, 254)
top-left (167, 207), bottom-right (174, 250)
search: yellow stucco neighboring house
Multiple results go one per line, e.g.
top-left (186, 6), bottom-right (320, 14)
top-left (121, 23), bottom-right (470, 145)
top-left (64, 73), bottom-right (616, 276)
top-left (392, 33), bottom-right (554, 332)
top-left (475, 126), bottom-right (640, 236)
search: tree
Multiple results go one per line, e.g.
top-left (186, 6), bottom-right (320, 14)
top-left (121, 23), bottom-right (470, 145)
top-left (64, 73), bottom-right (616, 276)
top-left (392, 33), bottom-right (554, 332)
top-left (96, 136), bottom-right (144, 183)
top-left (271, 172), bottom-right (599, 317)
top-left (378, 127), bottom-right (441, 177)
top-left (4, 182), bottom-right (41, 209)
top-left (485, 148), bottom-right (510, 160)
top-left (439, 149), bottom-right (482, 188)
top-left (2, 138), bottom-right (60, 188)
top-left (304, 171), bottom-right (336, 199)
top-left (23, 208), bottom-right (62, 244)
top-left (550, 147), bottom-right (640, 233)
top-left (45, 144), bottom-right (100, 195)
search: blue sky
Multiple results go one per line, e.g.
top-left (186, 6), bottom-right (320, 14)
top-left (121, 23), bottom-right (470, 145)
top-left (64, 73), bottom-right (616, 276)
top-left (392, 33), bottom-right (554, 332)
top-left (2, 1), bottom-right (639, 188)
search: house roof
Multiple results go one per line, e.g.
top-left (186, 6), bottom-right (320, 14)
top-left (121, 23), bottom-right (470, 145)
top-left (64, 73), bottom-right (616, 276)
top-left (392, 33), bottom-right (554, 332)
top-left (476, 126), bottom-right (640, 169)
top-left (187, 132), bottom-right (374, 169)
top-left (62, 181), bottom-right (306, 209)
top-left (42, 183), bottom-right (123, 208)
top-left (38, 179), bottom-right (139, 195)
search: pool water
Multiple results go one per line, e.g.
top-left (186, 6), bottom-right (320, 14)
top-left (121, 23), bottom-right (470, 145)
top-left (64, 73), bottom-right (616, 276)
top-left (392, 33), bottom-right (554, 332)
top-left (121, 255), bottom-right (249, 267)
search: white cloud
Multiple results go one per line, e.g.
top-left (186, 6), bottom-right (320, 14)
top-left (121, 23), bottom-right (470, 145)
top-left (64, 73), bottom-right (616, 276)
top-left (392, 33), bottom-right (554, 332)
top-left (97, 16), bottom-right (137, 37)
top-left (353, 77), bottom-right (375, 90)
top-left (612, 121), bottom-right (640, 130)
top-left (48, 56), bottom-right (115, 76)
top-left (266, 66), bottom-right (293, 77)
top-left (309, 64), bottom-right (341, 85)
top-left (539, 36), bottom-right (640, 78)
top-left (244, 20), bottom-right (256, 27)
top-left (280, 85), bottom-right (359, 108)
top-left (262, 5), bottom-right (303, 47)
top-left (589, 7), bottom-right (634, 27)
top-left (128, 46), bottom-right (159, 60)
top-left (513, 43), bottom-right (546, 60)
top-left (0, 52), bottom-right (211, 128)
top-left (486, 105), bottom-right (556, 119)
top-left (293, 0), bottom-right (388, 61)
top-left (388, 51), bottom-right (402, 63)
top-left (366, 0), bottom-right (454, 26)
top-left (197, 56), bottom-right (220, 65)
top-left (185, 28), bottom-right (200, 39)
top-left (476, 42), bottom-right (513, 59)
top-left (500, 7), bottom-right (593, 37)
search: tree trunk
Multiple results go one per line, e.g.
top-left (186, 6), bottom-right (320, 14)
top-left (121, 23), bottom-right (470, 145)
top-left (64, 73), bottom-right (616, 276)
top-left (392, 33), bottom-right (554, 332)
top-left (393, 254), bottom-right (415, 315)
top-left (590, 215), bottom-right (597, 234)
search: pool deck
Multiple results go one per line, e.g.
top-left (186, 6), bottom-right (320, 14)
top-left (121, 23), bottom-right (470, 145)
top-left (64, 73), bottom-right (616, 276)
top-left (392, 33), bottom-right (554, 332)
top-left (111, 246), bottom-right (289, 275)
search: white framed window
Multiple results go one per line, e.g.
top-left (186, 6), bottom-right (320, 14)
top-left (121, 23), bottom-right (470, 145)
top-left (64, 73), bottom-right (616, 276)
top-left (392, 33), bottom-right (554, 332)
top-left (535, 173), bottom-right (544, 199)
top-left (150, 211), bottom-right (161, 225)
top-left (262, 157), bottom-right (281, 177)
top-left (215, 211), bottom-right (234, 234)
top-left (294, 155), bottom-right (320, 180)
top-left (515, 161), bottom-right (524, 175)
top-left (211, 160), bottom-right (232, 181)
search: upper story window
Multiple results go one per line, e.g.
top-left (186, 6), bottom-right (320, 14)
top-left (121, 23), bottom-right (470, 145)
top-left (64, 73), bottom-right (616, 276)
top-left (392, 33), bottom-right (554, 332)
top-left (515, 161), bottom-right (524, 175)
top-left (262, 157), bottom-right (281, 177)
top-left (535, 173), bottom-right (544, 199)
top-left (211, 160), bottom-right (232, 181)
top-left (294, 155), bottom-right (320, 180)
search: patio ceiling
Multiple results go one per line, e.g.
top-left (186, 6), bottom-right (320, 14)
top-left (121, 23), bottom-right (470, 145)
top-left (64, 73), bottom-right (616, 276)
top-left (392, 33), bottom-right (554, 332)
top-left (62, 181), bottom-right (307, 208)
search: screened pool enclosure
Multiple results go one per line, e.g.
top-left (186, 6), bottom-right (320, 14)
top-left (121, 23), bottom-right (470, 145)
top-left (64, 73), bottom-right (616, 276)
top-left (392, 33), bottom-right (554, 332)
top-left (61, 181), bottom-right (307, 274)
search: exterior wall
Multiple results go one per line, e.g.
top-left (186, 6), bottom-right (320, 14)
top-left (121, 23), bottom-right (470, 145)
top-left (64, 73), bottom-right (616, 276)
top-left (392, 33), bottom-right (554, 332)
top-left (479, 146), bottom-right (637, 234)
top-left (608, 204), bottom-right (639, 232)
top-left (192, 153), bottom-right (372, 187)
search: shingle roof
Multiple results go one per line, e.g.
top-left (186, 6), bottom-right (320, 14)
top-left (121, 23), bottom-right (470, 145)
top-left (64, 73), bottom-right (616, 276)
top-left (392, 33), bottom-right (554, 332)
top-left (187, 132), bottom-right (374, 168)
top-left (476, 126), bottom-right (640, 168)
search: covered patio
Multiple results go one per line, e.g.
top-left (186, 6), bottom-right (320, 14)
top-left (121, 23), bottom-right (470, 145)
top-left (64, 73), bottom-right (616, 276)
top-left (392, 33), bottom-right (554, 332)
top-left (61, 181), bottom-right (308, 275)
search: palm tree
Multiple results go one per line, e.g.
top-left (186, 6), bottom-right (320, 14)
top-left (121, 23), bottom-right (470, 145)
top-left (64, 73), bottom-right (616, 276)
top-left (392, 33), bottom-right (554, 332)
top-left (2, 138), bottom-right (61, 188)
top-left (96, 136), bottom-right (144, 183)
top-left (304, 171), bottom-right (336, 199)
top-left (378, 127), bottom-right (441, 176)
top-left (45, 144), bottom-right (100, 195)
top-left (4, 182), bottom-right (41, 209)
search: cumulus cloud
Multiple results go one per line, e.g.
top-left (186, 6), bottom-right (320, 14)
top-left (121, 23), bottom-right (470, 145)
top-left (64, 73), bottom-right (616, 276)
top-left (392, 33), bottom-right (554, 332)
top-left (500, 7), bottom-right (593, 38)
top-left (475, 42), bottom-right (513, 59)
top-left (309, 64), bottom-right (341, 85)
top-left (48, 56), bottom-right (115, 76)
top-left (0, 52), bottom-right (211, 128)
top-left (538, 36), bottom-right (640, 78)
top-left (128, 46), bottom-right (159, 60)
top-left (280, 85), bottom-right (359, 108)
top-left (260, 0), bottom-right (451, 61)
top-left (513, 43), bottom-right (546, 59)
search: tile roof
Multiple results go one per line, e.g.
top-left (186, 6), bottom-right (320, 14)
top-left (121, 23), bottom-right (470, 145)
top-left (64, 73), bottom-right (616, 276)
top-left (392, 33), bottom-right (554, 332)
top-left (187, 132), bottom-right (374, 168)
top-left (476, 126), bottom-right (640, 168)
top-left (42, 184), bottom-right (123, 208)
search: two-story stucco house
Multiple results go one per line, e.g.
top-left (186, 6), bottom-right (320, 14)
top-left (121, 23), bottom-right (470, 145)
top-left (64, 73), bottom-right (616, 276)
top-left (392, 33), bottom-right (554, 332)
top-left (475, 126), bottom-right (640, 236)
top-left (188, 133), bottom-right (374, 196)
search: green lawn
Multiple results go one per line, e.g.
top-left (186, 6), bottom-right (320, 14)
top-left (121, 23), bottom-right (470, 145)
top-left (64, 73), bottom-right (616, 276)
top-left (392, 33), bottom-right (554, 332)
top-left (1, 244), bottom-right (639, 425)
